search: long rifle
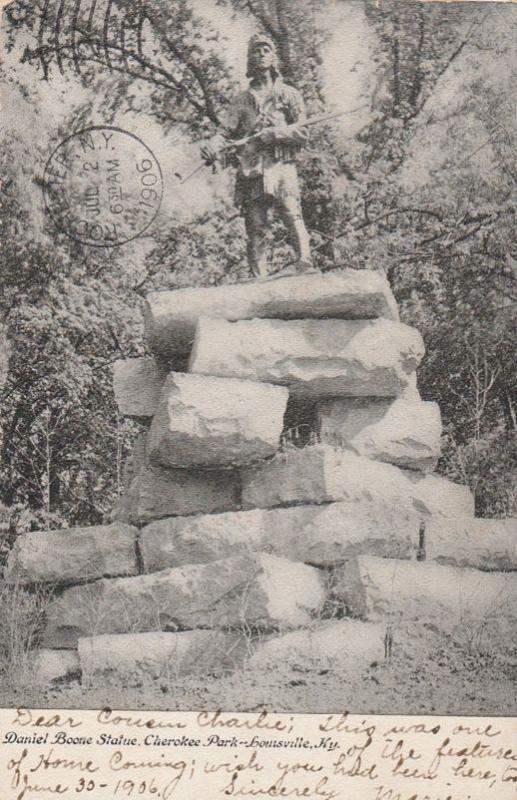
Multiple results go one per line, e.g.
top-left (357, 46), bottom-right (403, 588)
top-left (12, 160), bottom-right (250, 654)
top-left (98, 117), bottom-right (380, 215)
top-left (177, 106), bottom-right (366, 185)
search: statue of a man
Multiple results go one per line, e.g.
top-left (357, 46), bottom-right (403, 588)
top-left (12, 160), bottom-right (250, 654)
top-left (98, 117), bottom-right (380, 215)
top-left (201, 34), bottom-right (313, 278)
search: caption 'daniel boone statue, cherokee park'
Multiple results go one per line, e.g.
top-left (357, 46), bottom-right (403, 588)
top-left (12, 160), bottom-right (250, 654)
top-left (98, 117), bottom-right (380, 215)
top-left (200, 34), bottom-right (315, 279)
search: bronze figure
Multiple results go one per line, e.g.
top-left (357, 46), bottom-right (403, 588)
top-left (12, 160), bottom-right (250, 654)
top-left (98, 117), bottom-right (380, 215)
top-left (202, 34), bottom-right (313, 278)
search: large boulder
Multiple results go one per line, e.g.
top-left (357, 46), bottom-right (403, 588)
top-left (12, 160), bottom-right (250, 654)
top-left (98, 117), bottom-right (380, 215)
top-left (330, 555), bottom-right (517, 629)
top-left (248, 620), bottom-right (385, 672)
top-left (316, 397), bottom-right (441, 471)
top-left (190, 317), bottom-right (424, 400)
top-left (147, 373), bottom-right (288, 469)
top-left (79, 630), bottom-right (248, 685)
top-left (33, 649), bottom-right (80, 686)
top-left (113, 358), bottom-right (167, 418)
top-left (5, 523), bottom-right (139, 585)
top-left (112, 464), bottom-right (241, 526)
top-left (241, 445), bottom-right (474, 517)
top-left (144, 269), bottom-right (399, 360)
top-left (404, 469), bottom-right (474, 518)
top-left (141, 508), bottom-right (265, 571)
top-left (270, 499), bottom-right (421, 565)
top-left (424, 517), bottom-right (517, 571)
top-left (140, 499), bottom-right (421, 571)
top-left (42, 554), bottom-right (325, 648)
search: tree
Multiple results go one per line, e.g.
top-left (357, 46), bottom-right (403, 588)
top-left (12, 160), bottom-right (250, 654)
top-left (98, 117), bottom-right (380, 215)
top-left (7, 0), bottom-right (233, 130)
top-left (1, 0), bottom-right (516, 523)
top-left (0, 136), bottom-right (140, 529)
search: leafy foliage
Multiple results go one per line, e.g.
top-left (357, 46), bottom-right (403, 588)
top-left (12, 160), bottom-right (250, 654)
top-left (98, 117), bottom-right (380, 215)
top-left (0, 139), bottom-right (141, 533)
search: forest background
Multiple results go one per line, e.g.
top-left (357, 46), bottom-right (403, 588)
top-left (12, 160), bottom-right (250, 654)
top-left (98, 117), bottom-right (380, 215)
top-left (0, 0), bottom-right (516, 554)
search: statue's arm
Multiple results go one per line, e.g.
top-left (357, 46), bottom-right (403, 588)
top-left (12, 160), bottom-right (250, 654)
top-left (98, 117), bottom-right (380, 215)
top-left (257, 88), bottom-right (308, 146)
top-left (201, 99), bottom-right (242, 164)
top-left (281, 88), bottom-right (308, 144)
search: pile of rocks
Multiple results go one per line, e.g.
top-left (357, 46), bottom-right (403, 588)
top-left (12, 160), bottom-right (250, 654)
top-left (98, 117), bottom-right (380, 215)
top-left (6, 269), bottom-right (517, 688)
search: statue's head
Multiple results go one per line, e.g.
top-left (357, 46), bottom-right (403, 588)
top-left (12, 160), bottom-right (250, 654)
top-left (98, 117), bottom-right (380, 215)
top-left (246, 33), bottom-right (280, 79)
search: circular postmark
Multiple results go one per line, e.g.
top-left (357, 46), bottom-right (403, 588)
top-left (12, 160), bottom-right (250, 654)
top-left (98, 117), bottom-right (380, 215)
top-left (43, 126), bottom-right (163, 247)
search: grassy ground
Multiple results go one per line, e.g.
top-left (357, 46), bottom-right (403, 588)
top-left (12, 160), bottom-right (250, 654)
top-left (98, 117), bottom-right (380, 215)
top-left (1, 619), bottom-right (516, 715)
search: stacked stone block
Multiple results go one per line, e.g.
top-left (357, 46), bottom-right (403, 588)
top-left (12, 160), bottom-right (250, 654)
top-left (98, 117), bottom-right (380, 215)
top-left (6, 268), bottom-right (517, 687)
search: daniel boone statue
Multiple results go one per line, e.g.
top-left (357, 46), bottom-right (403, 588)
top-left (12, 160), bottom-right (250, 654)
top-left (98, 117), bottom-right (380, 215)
top-left (201, 34), bottom-right (313, 279)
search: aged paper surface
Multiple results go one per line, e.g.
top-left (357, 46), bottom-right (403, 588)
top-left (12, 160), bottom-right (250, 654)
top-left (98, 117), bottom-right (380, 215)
top-left (1, 708), bottom-right (517, 799)
top-left (0, 0), bottom-right (516, 798)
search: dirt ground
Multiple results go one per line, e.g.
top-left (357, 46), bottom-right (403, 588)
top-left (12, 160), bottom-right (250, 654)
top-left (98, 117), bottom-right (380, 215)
top-left (1, 619), bottom-right (516, 716)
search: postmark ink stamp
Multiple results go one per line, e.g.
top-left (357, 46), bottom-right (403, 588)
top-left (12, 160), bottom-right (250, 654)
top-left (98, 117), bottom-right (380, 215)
top-left (43, 126), bottom-right (163, 247)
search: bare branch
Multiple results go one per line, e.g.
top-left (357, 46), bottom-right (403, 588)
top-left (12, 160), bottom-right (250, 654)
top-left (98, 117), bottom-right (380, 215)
top-left (26, 35), bottom-right (208, 117)
top-left (54, 0), bottom-right (67, 74)
top-left (103, 0), bottom-right (114, 70)
top-left (163, 35), bottom-right (220, 124)
top-left (70, 0), bottom-right (84, 75)
top-left (37, 0), bottom-right (51, 78)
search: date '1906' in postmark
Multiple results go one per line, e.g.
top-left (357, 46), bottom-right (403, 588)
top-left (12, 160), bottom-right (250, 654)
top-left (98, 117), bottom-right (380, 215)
top-left (43, 126), bottom-right (163, 247)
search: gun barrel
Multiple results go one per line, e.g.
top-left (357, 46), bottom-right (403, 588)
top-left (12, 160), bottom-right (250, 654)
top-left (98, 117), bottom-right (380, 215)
top-left (180, 105), bottom-right (366, 185)
top-left (223, 109), bottom-right (348, 151)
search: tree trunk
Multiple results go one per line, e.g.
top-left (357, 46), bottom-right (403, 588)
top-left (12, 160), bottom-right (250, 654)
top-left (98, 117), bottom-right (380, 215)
top-left (392, 13), bottom-right (401, 114)
top-left (275, 0), bottom-right (293, 78)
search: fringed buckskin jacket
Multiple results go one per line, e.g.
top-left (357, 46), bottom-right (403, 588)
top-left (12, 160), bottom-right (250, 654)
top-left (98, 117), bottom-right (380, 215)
top-left (213, 78), bottom-right (307, 208)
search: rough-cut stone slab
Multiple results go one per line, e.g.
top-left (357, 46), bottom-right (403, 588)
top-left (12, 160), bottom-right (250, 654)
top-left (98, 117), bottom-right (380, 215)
top-left (248, 620), bottom-right (385, 672)
top-left (113, 358), bottom-right (167, 417)
top-left (316, 397), bottom-right (441, 472)
top-left (112, 464), bottom-right (241, 526)
top-left (403, 469), bottom-right (474, 518)
top-left (33, 649), bottom-right (80, 685)
top-left (79, 631), bottom-right (248, 685)
top-left (141, 508), bottom-right (265, 570)
top-left (425, 517), bottom-right (517, 571)
top-left (241, 445), bottom-right (474, 517)
top-left (5, 523), bottom-right (138, 585)
top-left (140, 499), bottom-right (420, 571)
top-left (268, 499), bottom-right (421, 564)
top-left (42, 554), bottom-right (325, 648)
top-left (331, 556), bottom-right (517, 628)
top-left (148, 373), bottom-right (288, 469)
top-left (144, 269), bottom-right (399, 360)
top-left (189, 318), bottom-right (424, 400)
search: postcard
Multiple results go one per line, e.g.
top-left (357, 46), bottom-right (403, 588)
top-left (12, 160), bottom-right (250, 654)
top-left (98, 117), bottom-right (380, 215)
top-left (0, 0), bottom-right (516, 797)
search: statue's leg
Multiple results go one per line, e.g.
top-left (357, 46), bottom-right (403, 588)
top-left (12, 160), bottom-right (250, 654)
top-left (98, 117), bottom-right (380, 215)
top-left (244, 199), bottom-right (269, 277)
top-left (276, 193), bottom-right (312, 267)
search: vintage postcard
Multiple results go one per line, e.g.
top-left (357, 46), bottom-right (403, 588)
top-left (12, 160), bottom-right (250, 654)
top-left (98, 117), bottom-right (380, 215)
top-left (0, 0), bottom-right (516, 795)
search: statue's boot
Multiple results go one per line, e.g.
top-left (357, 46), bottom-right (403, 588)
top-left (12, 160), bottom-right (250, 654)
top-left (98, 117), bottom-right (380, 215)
top-left (271, 259), bottom-right (317, 280)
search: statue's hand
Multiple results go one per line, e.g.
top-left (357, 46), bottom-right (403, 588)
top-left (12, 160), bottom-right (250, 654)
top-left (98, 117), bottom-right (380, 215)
top-left (201, 134), bottom-right (226, 165)
top-left (201, 143), bottom-right (218, 165)
top-left (274, 125), bottom-right (306, 144)
top-left (256, 128), bottom-right (277, 145)
top-left (256, 125), bottom-right (306, 145)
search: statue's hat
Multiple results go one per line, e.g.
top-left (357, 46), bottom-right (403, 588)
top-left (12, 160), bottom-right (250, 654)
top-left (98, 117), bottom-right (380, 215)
top-left (246, 33), bottom-right (280, 78)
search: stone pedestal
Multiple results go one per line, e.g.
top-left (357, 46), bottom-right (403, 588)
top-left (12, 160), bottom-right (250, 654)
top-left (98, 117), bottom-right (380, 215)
top-left (15, 268), bottom-right (510, 691)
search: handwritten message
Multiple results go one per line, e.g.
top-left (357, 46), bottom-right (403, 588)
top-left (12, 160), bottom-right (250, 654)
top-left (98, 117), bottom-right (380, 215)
top-left (0, 708), bottom-right (516, 800)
